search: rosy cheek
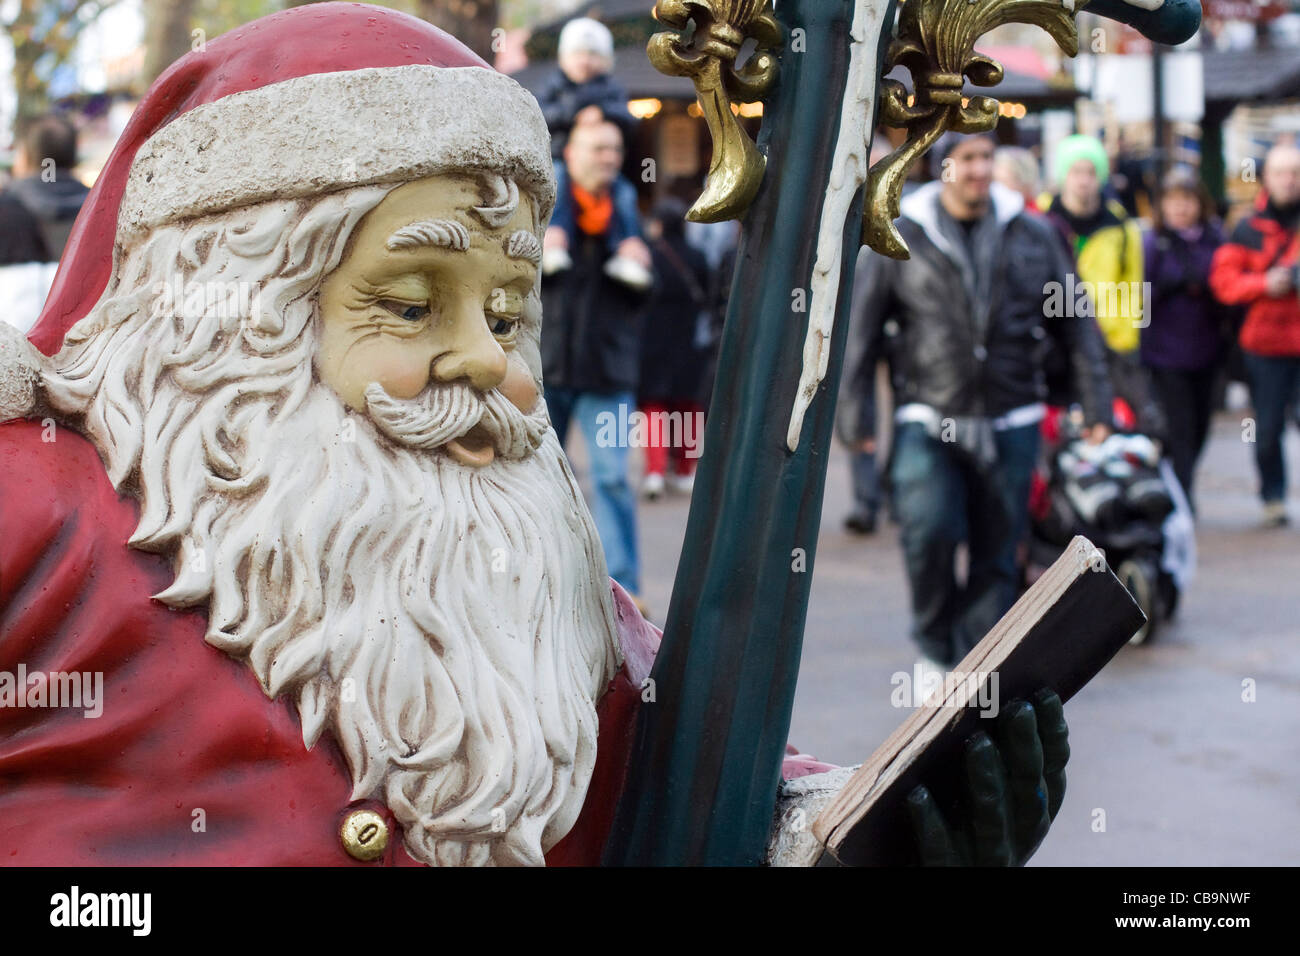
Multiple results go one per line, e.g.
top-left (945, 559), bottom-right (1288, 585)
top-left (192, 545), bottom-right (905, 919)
top-left (357, 346), bottom-right (432, 400)
top-left (499, 359), bottom-right (539, 413)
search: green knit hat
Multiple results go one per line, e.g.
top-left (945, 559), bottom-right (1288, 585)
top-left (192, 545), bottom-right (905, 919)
top-left (1054, 134), bottom-right (1109, 185)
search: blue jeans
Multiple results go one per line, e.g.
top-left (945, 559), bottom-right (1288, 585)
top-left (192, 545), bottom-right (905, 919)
top-left (890, 420), bottom-right (1040, 665)
top-left (1243, 352), bottom-right (1300, 504)
top-left (850, 448), bottom-right (882, 518)
top-left (544, 387), bottom-right (641, 594)
top-left (551, 160), bottom-right (642, 255)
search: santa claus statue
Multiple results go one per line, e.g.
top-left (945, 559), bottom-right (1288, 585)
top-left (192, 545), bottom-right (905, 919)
top-left (2, 3), bottom-right (1076, 868)
top-left (0, 3), bottom-right (707, 867)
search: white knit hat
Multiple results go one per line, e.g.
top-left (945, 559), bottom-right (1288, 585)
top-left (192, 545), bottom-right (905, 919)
top-left (557, 18), bottom-right (614, 59)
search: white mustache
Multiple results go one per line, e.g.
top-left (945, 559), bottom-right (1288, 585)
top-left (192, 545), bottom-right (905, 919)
top-left (363, 381), bottom-right (550, 460)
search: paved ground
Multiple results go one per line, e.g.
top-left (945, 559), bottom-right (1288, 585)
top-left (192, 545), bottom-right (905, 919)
top-left (571, 409), bottom-right (1300, 865)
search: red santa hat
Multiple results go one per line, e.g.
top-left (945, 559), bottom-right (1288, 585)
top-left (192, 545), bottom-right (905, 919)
top-left (27, 2), bottom-right (555, 357)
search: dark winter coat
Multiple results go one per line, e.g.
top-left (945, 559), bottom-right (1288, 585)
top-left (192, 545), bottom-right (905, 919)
top-left (638, 233), bottom-right (713, 403)
top-left (541, 225), bottom-right (650, 393)
top-left (1141, 222), bottom-right (1227, 371)
top-left (0, 195), bottom-right (48, 265)
top-left (535, 69), bottom-right (635, 158)
top-left (840, 181), bottom-right (1113, 442)
top-left (1, 173), bottom-right (90, 262)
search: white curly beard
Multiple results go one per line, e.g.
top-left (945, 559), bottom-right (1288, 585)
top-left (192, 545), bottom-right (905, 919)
top-left (165, 385), bottom-right (622, 866)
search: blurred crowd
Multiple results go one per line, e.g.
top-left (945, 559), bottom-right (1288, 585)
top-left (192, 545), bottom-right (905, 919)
top-left (838, 128), bottom-right (1300, 665)
top-left (532, 18), bottom-right (736, 611)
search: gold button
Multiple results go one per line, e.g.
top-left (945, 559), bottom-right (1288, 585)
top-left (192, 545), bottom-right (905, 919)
top-left (340, 809), bottom-right (389, 862)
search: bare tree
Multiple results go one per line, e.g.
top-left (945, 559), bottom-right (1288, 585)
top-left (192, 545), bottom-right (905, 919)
top-left (144, 0), bottom-right (283, 86)
top-left (417, 0), bottom-right (500, 63)
top-left (143, 0), bottom-right (201, 85)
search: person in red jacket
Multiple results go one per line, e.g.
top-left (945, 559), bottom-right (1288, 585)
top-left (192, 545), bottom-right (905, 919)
top-left (1209, 140), bottom-right (1300, 526)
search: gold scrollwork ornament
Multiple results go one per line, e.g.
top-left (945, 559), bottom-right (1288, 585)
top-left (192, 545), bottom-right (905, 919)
top-left (864, 0), bottom-right (1087, 259)
top-left (648, 0), bottom-right (783, 223)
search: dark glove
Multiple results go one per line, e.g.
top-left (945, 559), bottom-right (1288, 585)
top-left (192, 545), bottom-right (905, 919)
top-left (905, 688), bottom-right (1069, 866)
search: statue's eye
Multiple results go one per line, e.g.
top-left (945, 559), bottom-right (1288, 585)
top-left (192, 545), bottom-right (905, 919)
top-left (380, 300), bottom-right (430, 322)
top-left (488, 314), bottom-right (518, 338)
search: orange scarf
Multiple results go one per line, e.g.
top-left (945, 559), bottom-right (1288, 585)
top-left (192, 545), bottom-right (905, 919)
top-left (571, 183), bottom-right (613, 236)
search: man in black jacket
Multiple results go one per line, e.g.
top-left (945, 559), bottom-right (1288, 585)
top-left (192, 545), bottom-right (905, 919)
top-left (1, 115), bottom-right (91, 332)
top-left (841, 131), bottom-right (1113, 667)
top-left (1, 114), bottom-right (89, 263)
top-left (541, 119), bottom-right (652, 601)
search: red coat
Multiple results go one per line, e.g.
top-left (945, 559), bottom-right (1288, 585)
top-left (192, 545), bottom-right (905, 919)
top-left (0, 417), bottom-right (652, 865)
top-left (1209, 191), bottom-right (1300, 357)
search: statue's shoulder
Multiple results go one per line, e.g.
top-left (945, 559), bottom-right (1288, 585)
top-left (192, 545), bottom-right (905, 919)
top-left (0, 322), bottom-right (113, 502)
top-left (0, 416), bottom-right (107, 490)
top-left (0, 416), bottom-right (123, 622)
top-left (0, 321), bottom-right (42, 421)
top-left (0, 416), bottom-right (121, 559)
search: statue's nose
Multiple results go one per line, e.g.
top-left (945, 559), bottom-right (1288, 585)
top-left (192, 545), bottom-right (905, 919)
top-left (431, 304), bottom-right (508, 392)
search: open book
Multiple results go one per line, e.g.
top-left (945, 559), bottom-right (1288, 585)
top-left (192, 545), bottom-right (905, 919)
top-left (812, 535), bottom-right (1145, 866)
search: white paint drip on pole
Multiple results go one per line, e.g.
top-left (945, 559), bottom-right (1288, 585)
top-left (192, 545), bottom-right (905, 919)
top-left (785, 0), bottom-right (886, 452)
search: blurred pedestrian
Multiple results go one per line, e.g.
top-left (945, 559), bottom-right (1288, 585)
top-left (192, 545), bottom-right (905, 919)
top-left (0, 114), bottom-right (89, 331)
top-left (535, 18), bottom-right (648, 290)
top-left (692, 220), bottom-right (739, 414)
top-left (638, 198), bottom-right (711, 498)
top-left (2, 114), bottom-right (88, 259)
top-left (993, 146), bottom-right (1042, 212)
top-left (839, 246), bottom-right (886, 535)
top-left (1209, 140), bottom-right (1300, 527)
top-left (1043, 134), bottom-right (1161, 436)
top-left (1141, 170), bottom-right (1227, 510)
top-left (684, 218), bottom-right (738, 272)
top-left (841, 131), bottom-right (1113, 668)
top-left (1111, 135), bottom-right (1157, 220)
top-left (541, 119), bottom-right (652, 600)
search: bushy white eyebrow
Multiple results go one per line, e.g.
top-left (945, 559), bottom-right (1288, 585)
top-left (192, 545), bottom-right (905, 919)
top-left (386, 219), bottom-right (470, 251)
top-left (505, 230), bottom-right (542, 265)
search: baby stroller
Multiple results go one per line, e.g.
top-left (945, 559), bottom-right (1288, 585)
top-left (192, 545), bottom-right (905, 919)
top-left (1027, 407), bottom-right (1195, 645)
